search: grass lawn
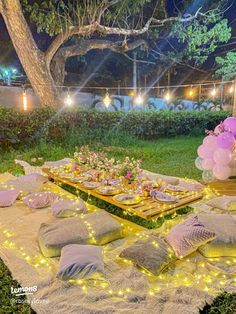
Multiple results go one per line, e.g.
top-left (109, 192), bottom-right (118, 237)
top-left (0, 133), bottom-right (203, 180)
top-left (0, 133), bottom-right (235, 313)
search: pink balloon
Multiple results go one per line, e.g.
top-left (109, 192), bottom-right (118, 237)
top-left (214, 124), bottom-right (223, 135)
top-left (214, 124), bottom-right (221, 135)
top-left (202, 158), bottom-right (215, 170)
top-left (224, 117), bottom-right (236, 136)
top-left (216, 132), bottom-right (235, 149)
top-left (203, 135), bottom-right (218, 151)
top-left (213, 148), bottom-right (232, 165)
top-left (213, 164), bottom-right (231, 180)
top-left (197, 144), bottom-right (213, 159)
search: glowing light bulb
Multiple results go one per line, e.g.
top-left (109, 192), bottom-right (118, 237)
top-left (23, 89), bottom-right (28, 111)
top-left (64, 93), bottom-right (73, 106)
top-left (164, 91), bottom-right (171, 102)
top-left (134, 93), bottom-right (143, 105)
top-left (229, 86), bottom-right (234, 94)
top-left (103, 90), bottom-right (112, 108)
top-left (210, 87), bottom-right (217, 97)
top-left (129, 90), bottom-right (135, 97)
top-left (189, 87), bottom-right (194, 98)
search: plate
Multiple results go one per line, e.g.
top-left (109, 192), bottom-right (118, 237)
top-left (82, 181), bottom-right (101, 189)
top-left (108, 179), bottom-right (121, 186)
top-left (59, 173), bottom-right (73, 179)
top-left (150, 190), bottom-right (177, 203)
top-left (166, 184), bottom-right (188, 193)
top-left (69, 176), bottom-right (87, 183)
top-left (113, 194), bottom-right (141, 205)
top-left (142, 180), bottom-right (160, 188)
top-left (96, 186), bottom-right (122, 196)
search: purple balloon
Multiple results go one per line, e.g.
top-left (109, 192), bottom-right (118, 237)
top-left (197, 144), bottom-right (213, 159)
top-left (213, 164), bottom-right (231, 180)
top-left (216, 131), bottom-right (235, 149)
top-left (224, 117), bottom-right (236, 136)
top-left (213, 148), bottom-right (232, 165)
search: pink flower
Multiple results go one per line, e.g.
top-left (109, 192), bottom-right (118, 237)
top-left (125, 171), bottom-right (132, 178)
top-left (71, 164), bottom-right (79, 171)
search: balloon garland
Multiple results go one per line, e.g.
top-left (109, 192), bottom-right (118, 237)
top-left (196, 117), bottom-right (236, 182)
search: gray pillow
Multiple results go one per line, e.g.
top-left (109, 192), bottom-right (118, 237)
top-left (24, 192), bottom-right (60, 209)
top-left (51, 199), bottom-right (88, 218)
top-left (38, 210), bottom-right (123, 257)
top-left (6, 178), bottom-right (43, 196)
top-left (206, 196), bottom-right (236, 211)
top-left (57, 244), bottom-right (104, 280)
top-left (198, 213), bottom-right (236, 257)
top-left (119, 235), bottom-right (176, 275)
top-left (19, 173), bottom-right (48, 184)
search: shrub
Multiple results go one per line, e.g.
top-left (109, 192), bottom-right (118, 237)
top-left (0, 106), bottom-right (230, 147)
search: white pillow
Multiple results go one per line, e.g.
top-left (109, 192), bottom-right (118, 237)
top-left (198, 213), bottom-right (236, 257)
top-left (206, 196), bottom-right (236, 211)
top-left (52, 199), bottom-right (88, 218)
top-left (57, 244), bottom-right (104, 280)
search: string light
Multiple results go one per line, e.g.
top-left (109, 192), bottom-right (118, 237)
top-left (134, 90), bottom-right (144, 105)
top-left (103, 89), bottom-right (112, 108)
top-left (129, 90), bottom-right (135, 97)
top-left (188, 86), bottom-right (194, 98)
top-left (164, 91), bottom-right (171, 102)
top-left (229, 85), bottom-right (234, 94)
top-left (22, 88), bottom-right (28, 111)
top-left (210, 85), bottom-right (217, 98)
top-left (64, 89), bottom-right (73, 107)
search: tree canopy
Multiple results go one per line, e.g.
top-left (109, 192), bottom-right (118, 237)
top-left (0, 0), bottom-right (233, 107)
top-left (215, 52), bottom-right (236, 80)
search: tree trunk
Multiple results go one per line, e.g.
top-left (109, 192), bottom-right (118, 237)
top-left (51, 56), bottom-right (66, 86)
top-left (0, 0), bottom-right (60, 106)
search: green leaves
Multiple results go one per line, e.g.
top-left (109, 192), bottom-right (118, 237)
top-left (0, 106), bottom-right (229, 148)
top-left (171, 18), bottom-right (231, 65)
top-left (215, 52), bottom-right (236, 80)
top-left (21, 0), bottom-right (153, 36)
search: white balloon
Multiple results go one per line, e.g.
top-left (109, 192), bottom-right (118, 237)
top-left (202, 170), bottom-right (215, 182)
top-left (195, 157), bottom-right (204, 171)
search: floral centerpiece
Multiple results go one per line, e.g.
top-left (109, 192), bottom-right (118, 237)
top-left (117, 157), bottom-right (142, 183)
top-left (73, 146), bottom-right (142, 182)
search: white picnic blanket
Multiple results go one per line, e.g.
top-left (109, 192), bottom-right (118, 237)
top-left (0, 172), bottom-right (236, 314)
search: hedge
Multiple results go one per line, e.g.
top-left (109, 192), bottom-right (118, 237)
top-left (0, 106), bottom-right (230, 147)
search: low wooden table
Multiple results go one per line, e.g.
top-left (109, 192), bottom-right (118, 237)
top-left (207, 180), bottom-right (236, 196)
top-left (43, 168), bottom-right (203, 221)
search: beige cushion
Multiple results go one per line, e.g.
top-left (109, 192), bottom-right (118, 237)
top-left (198, 214), bottom-right (236, 257)
top-left (119, 236), bottom-right (176, 275)
top-left (57, 244), bottom-right (104, 280)
top-left (165, 215), bottom-right (216, 258)
top-left (5, 178), bottom-right (43, 196)
top-left (141, 170), bottom-right (179, 185)
top-left (51, 199), bottom-right (88, 218)
top-left (38, 210), bottom-right (123, 257)
top-left (206, 196), bottom-right (236, 211)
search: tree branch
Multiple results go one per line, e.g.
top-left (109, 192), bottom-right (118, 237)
top-left (50, 39), bottom-right (147, 85)
top-left (45, 24), bottom-right (98, 67)
top-left (122, 53), bottom-right (156, 65)
top-left (150, 49), bottom-right (208, 73)
top-left (56, 38), bottom-right (147, 59)
top-left (46, 7), bottom-right (203, 66)
top-left (151, 7), bottom-right (202, 25)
